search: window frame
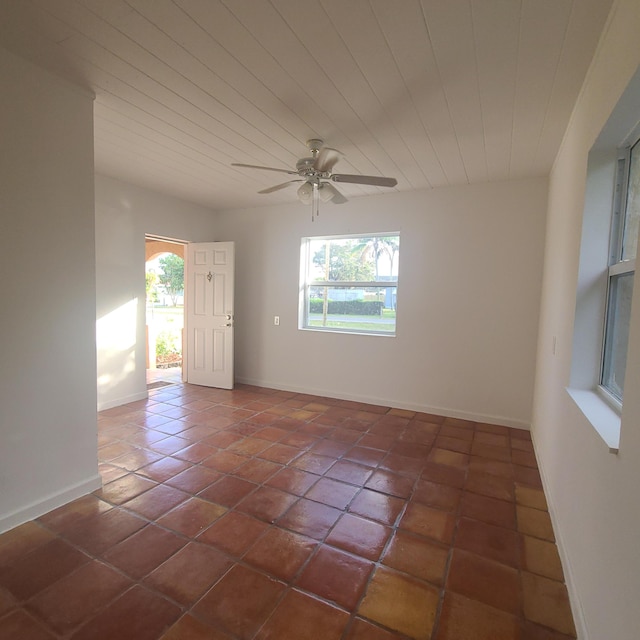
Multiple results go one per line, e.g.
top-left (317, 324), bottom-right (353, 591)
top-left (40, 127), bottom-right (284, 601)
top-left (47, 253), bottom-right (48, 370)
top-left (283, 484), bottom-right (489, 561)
top-left (567, 69), bottom-right (640, 453)
top-left (299, 232), bottom-right (400, 337)
top-left (599, 137), bottom-right (639, 406)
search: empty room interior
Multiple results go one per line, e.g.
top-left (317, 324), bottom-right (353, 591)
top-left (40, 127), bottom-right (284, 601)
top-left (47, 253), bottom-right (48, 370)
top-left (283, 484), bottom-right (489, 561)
top-left (1, 1), bottom-right (640, 639)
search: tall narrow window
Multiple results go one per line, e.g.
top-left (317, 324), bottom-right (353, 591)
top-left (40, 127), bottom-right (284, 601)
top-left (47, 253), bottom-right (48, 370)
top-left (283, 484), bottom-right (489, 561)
top-left (601, 138), bottom-right (639, 402)
top-left (300, 234), bottom-right (400, 336)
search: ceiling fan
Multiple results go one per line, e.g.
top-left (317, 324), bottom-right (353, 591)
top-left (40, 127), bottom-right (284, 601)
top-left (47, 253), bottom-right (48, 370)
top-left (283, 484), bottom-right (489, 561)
top-left (231, 139), bottom-right (397, 221)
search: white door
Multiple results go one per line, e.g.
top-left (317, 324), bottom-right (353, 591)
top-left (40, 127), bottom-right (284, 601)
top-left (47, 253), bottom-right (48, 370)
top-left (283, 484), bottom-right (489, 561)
top-left (185, 242), bottom-right (235, 389)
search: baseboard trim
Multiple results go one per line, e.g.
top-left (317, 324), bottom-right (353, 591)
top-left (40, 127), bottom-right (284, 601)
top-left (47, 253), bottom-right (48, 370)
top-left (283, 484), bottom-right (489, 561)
top-left (0, 474), bottom-right (103, 535)
top-left (235, 376), bottom-right (530, 430)
top-left (530, 430), bottom-right (588, 640)
top-left (97, 390), bottom-right (148, 412)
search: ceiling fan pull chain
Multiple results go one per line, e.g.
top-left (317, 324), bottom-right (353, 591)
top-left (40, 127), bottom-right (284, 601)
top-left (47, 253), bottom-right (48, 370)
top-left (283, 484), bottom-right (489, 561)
top-left (312, 182), bottom-right (319, 222)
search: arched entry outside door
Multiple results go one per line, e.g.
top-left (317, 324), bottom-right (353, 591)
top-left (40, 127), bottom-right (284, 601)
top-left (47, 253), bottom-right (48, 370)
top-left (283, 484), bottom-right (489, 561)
top-left (145, 237), bottom-right (185, 384)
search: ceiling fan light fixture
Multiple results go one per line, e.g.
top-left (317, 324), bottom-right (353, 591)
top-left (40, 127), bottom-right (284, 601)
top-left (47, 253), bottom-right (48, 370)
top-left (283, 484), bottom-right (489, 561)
top-left (297, 181), bottom-right (314, 204)
top-left (318, 182), bottom-right (337, 202)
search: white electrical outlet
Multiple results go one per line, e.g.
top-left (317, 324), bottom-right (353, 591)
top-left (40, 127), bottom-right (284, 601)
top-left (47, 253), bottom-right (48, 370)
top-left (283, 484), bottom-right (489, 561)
top-left (274, 316), bottom-right (280, 326)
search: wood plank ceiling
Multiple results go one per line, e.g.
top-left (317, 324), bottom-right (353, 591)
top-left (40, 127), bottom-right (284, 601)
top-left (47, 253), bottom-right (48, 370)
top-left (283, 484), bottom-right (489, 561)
top-left (0, 0), bottom-right (613, 210)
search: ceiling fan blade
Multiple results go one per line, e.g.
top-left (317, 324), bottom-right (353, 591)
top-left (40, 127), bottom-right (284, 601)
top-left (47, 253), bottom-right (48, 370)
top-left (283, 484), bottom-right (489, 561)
top-left (231, 162), bottom-right (297, 175)
top-left (257, 180), bottom-right (302, 194)
top-left (314, 147), bottom-right (342, 173)
top-left (331, 174), bottom-right (397, 187)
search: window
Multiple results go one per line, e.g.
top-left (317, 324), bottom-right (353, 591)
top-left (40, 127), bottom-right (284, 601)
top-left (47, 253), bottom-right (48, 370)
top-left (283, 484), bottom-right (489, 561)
top-left (601, 137), bottom-right (639, 403)
top-left (300, 233), bottom-right (399, 335)
top-left (568, 68), bottom-right (640, 451)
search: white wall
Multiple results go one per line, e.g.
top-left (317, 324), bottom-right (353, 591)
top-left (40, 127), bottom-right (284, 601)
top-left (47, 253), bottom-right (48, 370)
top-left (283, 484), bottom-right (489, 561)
top-left (0, 48), bottom-right (99, 532)
top-left (216, 177), bottom-right (547, 428)
top-left (95, 174), bottom-right (217, 410)
top-left (531, 0), bottom-right (640, 637)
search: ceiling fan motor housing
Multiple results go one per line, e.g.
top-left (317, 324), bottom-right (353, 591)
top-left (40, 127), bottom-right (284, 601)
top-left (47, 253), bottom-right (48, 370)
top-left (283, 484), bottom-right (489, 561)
top-left (296, 157), bottom-right (316, 172)
top-left (295, 138), bottom-right (326, 176)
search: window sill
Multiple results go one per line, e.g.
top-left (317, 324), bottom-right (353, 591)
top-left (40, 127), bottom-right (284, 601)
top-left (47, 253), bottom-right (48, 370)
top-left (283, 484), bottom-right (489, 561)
top-left (566, 388), bottom-right (620, 453)
top-left (299, 326), bottom-right (396, 338)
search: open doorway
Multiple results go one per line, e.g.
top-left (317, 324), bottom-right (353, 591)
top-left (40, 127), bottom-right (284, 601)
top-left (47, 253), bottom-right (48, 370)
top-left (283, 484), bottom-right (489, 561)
top-left (145, 236), bottom-right (186, 388)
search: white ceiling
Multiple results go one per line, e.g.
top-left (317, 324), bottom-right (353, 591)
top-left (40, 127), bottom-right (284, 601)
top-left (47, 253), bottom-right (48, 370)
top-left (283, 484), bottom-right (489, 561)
top-left (0, 0), bottom-right (613, 210)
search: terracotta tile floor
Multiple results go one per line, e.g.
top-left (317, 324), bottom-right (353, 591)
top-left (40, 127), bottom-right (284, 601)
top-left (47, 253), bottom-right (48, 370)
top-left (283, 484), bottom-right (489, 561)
top-left (0, 382), bottom-right (577, 640)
